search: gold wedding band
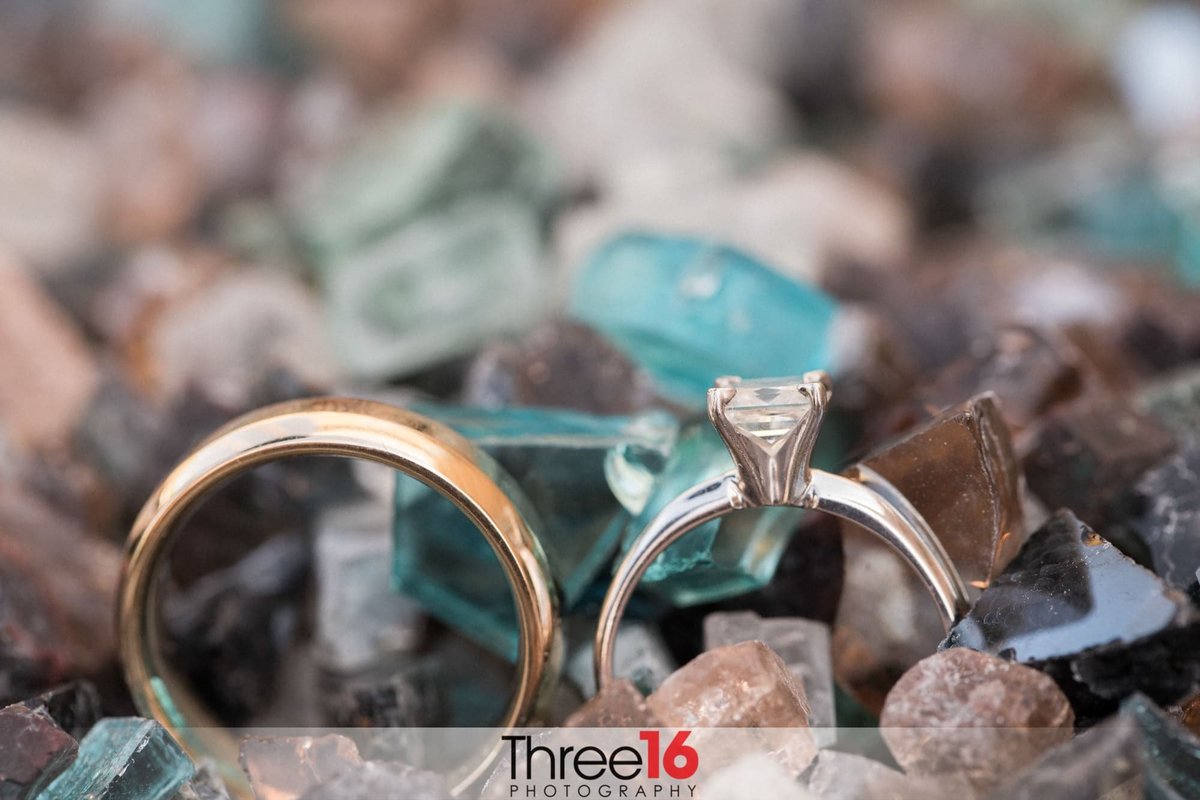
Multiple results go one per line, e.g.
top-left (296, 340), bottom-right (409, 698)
top-left (118, 397), bottom-right (561, 797)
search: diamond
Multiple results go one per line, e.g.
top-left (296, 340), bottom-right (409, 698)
top-left (723, 379), bottom-right (815, 446)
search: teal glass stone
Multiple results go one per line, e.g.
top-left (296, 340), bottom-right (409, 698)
top-left (393, 404), bottom-right (677, 660)
top-left (323, 195), bottom-right (548, 379)
top-left (40, 717), bottom-right (195, 800)
top-left (299, 103), bottom-right (561, 267)
top-left (620, 418), bottom-right (848, 607)
top-left (567, 234), bottom-right (841, 405)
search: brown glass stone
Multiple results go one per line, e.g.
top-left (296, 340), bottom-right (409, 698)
top-left (1024, 394), bottom-right (1177, 527)
top-left (0, 702), bottom-right (78, 798)
top-left (0, 254), bottom-right (98, 453)
top-left (0, 488), bottom-right (120, 683)
top-left (880, 648), bottom-right (1074, 791)
top-left (647, 641), bottom-right (816, 774)
top-left (239, 735), bottom-right (363, 800)
top-left (563, 679), bottom-right (661, 728)
top-left (462, 320), bottom-right (665, 414)
top-left (834, 394), bottom-right (1026, 710)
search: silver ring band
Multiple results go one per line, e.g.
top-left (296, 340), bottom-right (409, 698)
top-left (594, 373), bottom-right (972, 690)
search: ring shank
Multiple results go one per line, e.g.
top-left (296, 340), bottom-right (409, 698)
top-left (119, 398), bottom-right (560, 797)
top-left (594, 467), bottom-right (971, 690)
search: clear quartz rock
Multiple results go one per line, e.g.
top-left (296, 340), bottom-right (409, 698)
top-left (239, 735), bottom-right (363, 800)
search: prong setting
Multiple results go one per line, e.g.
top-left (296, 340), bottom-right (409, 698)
top-left (708, 373), bottom-right (830, 506)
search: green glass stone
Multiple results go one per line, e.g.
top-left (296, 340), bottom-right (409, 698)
top-left (323, 196), bottom-right (547, 379)
top-left (393, 403), bottom-right (677, 659)
top-left (567, 234), bottom-right (841, 406)
top-left (40, 718), bottom-right (194, 800)
top-left (299, 103), bottom-right (560, 266)
top-left (621, 423), bottom-right (811, 606)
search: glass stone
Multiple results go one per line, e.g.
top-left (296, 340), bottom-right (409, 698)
top-left (806, 751), bottom-right (970, 800)
top-left (563, 679), bottom-right (661, 728)
top-left (619, 422), bottom-right (810, 606)
top-left (239, 735), bottom-right (362, 800)
top-left (567, 233), bottom-right (841, 406)
top-left (834, 394), bottom-right (1025, 710)
top-left (40, 717), bottom-right (195, 800)
top-left (297, 762), bottom-right (451, 800)
top-left (699, 753), bottom-right (811, 800)
top-left (564, 619), bottom-right (675, 698)
top-left (393, 403), bottom-right (676, 659)
top-left (315, 501), bottom-right (425, 675)
top-left (19, 681), bottom-right (102, 740)
top-left (0, 703), bottom-right (77, 798)
top-left (174, 760), bottom-right (232, 800)
top-left (989, 716), bottom-right (1144, 800)
top-left (1109, 445), bottom-right (1200, 591)
top-left (163, 535), bottom-right (310, 724)
top-left (1125, 694), bottom-right (1200, 799)
top-left (943, 511), bottom-right (1200, 724)
top-left (322, 195), bottom-right (547, 380)
top-left (704, 611), bottom-right (835, 733)
top-left (647, 641), bottom-right (816, 774)
top-left (879, 648), bottom-right (1074, 792)
top-left (0, 255), bottom-right (98, 452)
top-left (298, 103), bottom-right (560, 267)
top-left (1024, 394), bottom-right (1177, 528)
top-left (1138, 366), bottom-right (1200, 444)
top-left (462, 320), bottom-right (665, 415)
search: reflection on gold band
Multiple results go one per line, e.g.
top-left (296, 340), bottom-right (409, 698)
top-left (118, 397), bottom-right (561, 797)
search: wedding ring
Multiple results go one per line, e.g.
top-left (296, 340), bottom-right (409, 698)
top-left (118, 397), bottom-right (561, 796)
top-left (594, 373), bottom-right (972, 689)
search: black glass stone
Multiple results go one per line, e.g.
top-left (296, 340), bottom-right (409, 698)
top-left (943, 511), bottom-right (1200, 723)
top-left (1107, 445), bottom-right (1200, 592)
top-left (19, 681), bottom-right (102, 741)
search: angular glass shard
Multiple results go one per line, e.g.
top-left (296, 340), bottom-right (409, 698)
top-left (1109, 445), bottom-right (1200, 591)
top-left (1024, 394), bottom-right (1176, 527)
top-left (239, 735), bottom-right (362, 800)
top-left (647, 641), bottom-right (816, 774)
top-left (163, 535), bottom-right (310, 724)
top-left (393, 403), bottom-right (676, 659)
top-left (1124, 694), bottom-right (1200, 799)
top-left (462, 320), bottom-right (666, 415)
top-left (299, 103), bottom-right (560, 266)
top-left (19, 681), bottom-right (102, 740)
top-left (1138, 365), bottom-right (1200, 444)
top-left (567, 234), bottom-right (841, 405)
top-left (0, 703), bottom-right (77, 798)
top-left (620, 423), bottom-right (811, 606)
top-left (862, 393), bottom-right (1026, 589)
top-left (40, 717), bottom-right (194, 800)
top-left (834, 394), bottom-right (1025, 710)
top-left (943, 511), bottom-right (1200, 723)
top-left (315, 501), bottom-right (425, 674)
top-left (323, 196), bottom-right (547, 379)
top-left (989, 716), bottom-right (1144, 800)
top-left (298, 761), bottom-right (451, 800)
top-left (563, 680), bottom-right (662, 728)
top-left (564, 619), bottom-right (675, 698)
top-left (704, 611), bottom-right (835, 732)
top-left (879, 648), bottom-right (1074, 792)
top-left (699, 753), bottom-right (812, 800)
